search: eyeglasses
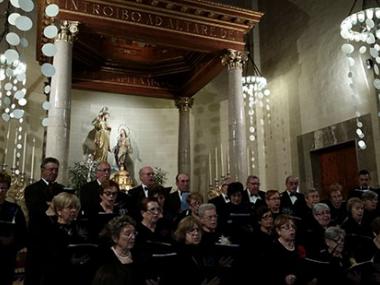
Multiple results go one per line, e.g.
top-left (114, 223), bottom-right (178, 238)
top-left (280, 224), bottom-right (296, 231)
top-left (187, 227), bottom-right (201, 233)
top-left (97, 168), bottom-right (111, 172)
top-left (204, 214), bottom-right (217, 220)
top-left (147, 207), bottom-right (162, 214)
top-left (122, 231), bottom-right (138, 238)
top-left (190, 200), bottom-right (201, 207)
top-left (262, 214), bottom-right (273, 219)
top-left (315, 211), bottom-right (330, 216)
top-left (103, 191), bottom-right (118, 196)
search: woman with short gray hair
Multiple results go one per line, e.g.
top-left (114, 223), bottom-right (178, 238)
top-left (301, 203), bottom-right (332, 259)
top-left (93, 215), bottom-right (144, 285)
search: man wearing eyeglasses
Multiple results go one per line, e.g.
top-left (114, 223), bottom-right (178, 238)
top-left (24, 157), bottom-right (64, 285)
top-left (79, 161), bottom-right (111, 216)
top-left (242, 175), bottom-right (266, 211)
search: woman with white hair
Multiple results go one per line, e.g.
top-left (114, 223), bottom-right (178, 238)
top-left (302, 226), bottom-right (350, 284)
top-left (300, 203), bottom-right (332, 259)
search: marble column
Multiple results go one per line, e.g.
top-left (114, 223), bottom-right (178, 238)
top-left (46, 20), bottom-right (79, 183)
top-left (175, 97), bottom-right (194, 175)
top-left (222, 49), bottom-right (248, 182)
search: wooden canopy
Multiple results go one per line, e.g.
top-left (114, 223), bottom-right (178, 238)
top-left (37, 0), bottom-right (262, 99)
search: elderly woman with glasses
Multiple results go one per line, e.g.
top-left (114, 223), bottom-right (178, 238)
top-left (300, 203), bottom-right (332, 259)
top-left (175, 192), bottom-right (204, 225)
top-left (134, 197), bottom-right (174, 282)
top-left (94, 215), bottom-right (144, 285)
top-left (302, 226), bottom-right (351, 284)
top-left (171, 216), bottom-right (220, 285)
top-left (89, 180), bottom-right (128, 240)
top-left (268, 215), bottom-right (305, 285)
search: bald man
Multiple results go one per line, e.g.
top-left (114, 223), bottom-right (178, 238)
top-left (79, 161), bottom-right (112, 216)
top-left (166, 173), bottom-right (190, 216)
top-left (127, 166), bottom-right (156, 219)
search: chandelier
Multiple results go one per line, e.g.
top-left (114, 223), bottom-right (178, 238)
top-left (340, 0), bottom-right (380, 150)
top-left (241, 34), bottom-right (271, 171)
top-left (0, 0), bottom-right (33, 122)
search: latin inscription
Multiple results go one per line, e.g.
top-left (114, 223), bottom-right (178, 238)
top-left (61, 0), bottom-right (238, 41)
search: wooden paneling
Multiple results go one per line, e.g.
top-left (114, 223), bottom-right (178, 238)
top-left (37, 0), bottom-right (262, 99)
top-left (315, 142), bottom-right (358, 199)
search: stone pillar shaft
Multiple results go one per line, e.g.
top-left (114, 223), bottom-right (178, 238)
top-left (45, 21), bottom-right (78, 183)
top-left (176, 97), bottom-right (193, 175)
top-left (222, 49), bottom-right (248, 182)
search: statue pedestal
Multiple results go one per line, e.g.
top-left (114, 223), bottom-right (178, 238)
top-left (112, 166), bottom-right (133, 192)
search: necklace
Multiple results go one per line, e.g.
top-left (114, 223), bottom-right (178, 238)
top-left (112, 246), bottom-right (133, 264)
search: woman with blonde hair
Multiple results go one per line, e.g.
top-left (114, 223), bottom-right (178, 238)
top-left (40, 192), bottom-right (94, 285)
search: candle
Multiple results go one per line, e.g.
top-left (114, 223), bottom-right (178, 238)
top-left (12, 148), bottom-right (16, 168)
top-left (247, 147), bottom-right (250, 175)
top-left (12, 129), bottom-right (17, 168)
top-left (215, 147), bottom-right (218, 178)
top-left (31, 137), bottom-right (35, 179)
top-left (221, 144), bottom-right (224, 175)
top-left (3, 122), bottom-right (10, 165)
top-left (227, 149), bottom-right (230, 174)
top-left (208, 151), bottom-right (212, 185)
top-left (22, 133), bottom-right (27, 173)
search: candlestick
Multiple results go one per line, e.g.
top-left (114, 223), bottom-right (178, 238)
top-left (215, 147), bottom-right (218, 179)
top-left (221, 143), bottom-right (224, 176)
top-left (31, 137), bottom-right (35, 180)
top-left (3, 122), bottom-right (11, 165)
top-left (12, 148), bottom-right (16, 169)
top-left (208, 151), bottom-right (212, 185)
top-left (247, 147), bottom-right (250, 175)
top-left (22, 133), bottom-right (27, 173)
top-left (227, 149), bottom-right (230, 175)
top-left (12, 129), bottom-right (17, 168)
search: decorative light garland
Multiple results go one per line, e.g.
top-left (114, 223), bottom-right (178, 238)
top-left (340, 6), bottom-right (380, 150)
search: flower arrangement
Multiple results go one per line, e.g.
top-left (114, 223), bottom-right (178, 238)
top-left (153, 167), bottom-right (168, 186)
top-left (68, 155), bottom-right (98, 191)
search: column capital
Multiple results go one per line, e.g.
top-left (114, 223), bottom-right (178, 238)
top-left (57, 20), bottom-right (80, 43)
top-left (221, 49), bottom-right (248, 70)
top-left (175, 97), bottom-right (194, 112)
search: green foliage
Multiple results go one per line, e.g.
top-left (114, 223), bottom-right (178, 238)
top-left (153, 167), bottom-right (168, 186)
top-left (68, 160), bottom-right (98, 191)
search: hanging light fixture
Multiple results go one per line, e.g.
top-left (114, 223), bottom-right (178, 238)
top-left (0, 0), bottom-right (34, 175)
top-left (241, 32), bottom-right (271, 171)
top-left (340, 0), bottom-right (380, 150)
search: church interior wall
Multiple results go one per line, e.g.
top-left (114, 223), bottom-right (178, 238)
top-left (191, 70), bottom-right (229, 195)
top-left (258, 0), bottom-right (380, 189)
